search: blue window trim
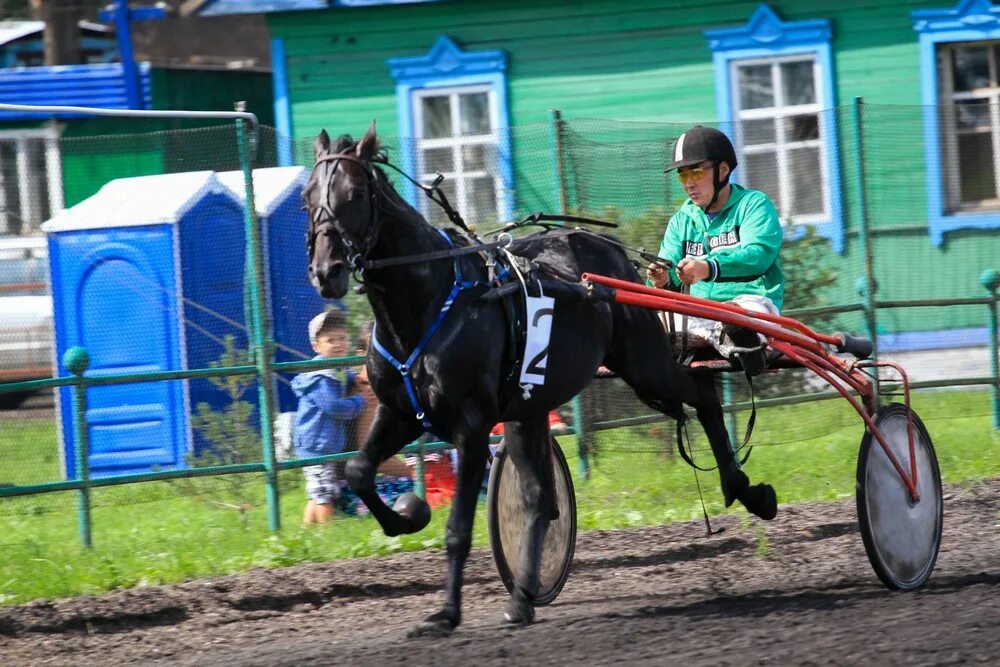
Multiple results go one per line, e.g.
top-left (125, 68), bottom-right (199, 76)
top-left (387, 35), bottom-right (513, 221)
top-left (912, 0), bottom-right (1000, 247)
top-left (270, 37), bottom-right (293, 167)
top-left (705, 4), bottom-right (844, 253)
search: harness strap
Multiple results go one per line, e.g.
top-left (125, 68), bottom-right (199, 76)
top-left (676, 419), bottom-right (716, 472)
top-left (363, 237), bottom-right (510, 271)
top-left (735, 369), bottom-right (757, 460)
top-left (374, 156), bottom-right (473, 235)
top-left (371, 229), bottom-right (500, 434)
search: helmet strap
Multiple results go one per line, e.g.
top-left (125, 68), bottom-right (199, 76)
top-left (703, 160), bottom-right (722, 212)
top-left (702, 160), bottom-right (733, 213)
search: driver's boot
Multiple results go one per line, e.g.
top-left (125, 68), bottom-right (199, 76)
top-left (722, 324), bottom-right (769, 377)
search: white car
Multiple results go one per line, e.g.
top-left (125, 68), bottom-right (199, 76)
top-left (0, 235), bottom-right (53, 408)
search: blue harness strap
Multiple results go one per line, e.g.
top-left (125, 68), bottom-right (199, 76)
top-left (371, 229), bottom-right (505, 434)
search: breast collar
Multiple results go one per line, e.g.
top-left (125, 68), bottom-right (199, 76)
top-left (370, 228), bottom-right (510, 436)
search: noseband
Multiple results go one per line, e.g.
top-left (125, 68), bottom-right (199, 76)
top-left (307, 152), bottom-right (382, 275)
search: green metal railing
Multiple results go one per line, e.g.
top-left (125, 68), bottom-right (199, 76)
top-left (5, 273), bottom-right (993, 548)
top-left (0, 101), bottom-right (998, 548)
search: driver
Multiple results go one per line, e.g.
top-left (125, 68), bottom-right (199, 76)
top-left (646, 125), bottom-right (785, 376)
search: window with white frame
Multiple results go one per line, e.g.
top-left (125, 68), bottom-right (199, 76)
top-left (706, 5), bottom-right (842, 250)
top-left (938, 41), bottom-right (1000, 211)
top-left (413, 85), bottom-right (502, 227)
top-left (732, 55), bottom-right (826, 223)
top-left (388, 35), bottom-right (513, 226)
top-left (912, 1), bottom-right (1000, 245)
top-left (0, 128), bottom-right (63, 235)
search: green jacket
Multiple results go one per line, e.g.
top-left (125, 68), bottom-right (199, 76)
top-left (655, 183), bottom-right (785, 311)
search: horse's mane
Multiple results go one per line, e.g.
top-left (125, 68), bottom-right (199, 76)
top-left (330, 134), bottom-right (357, 154)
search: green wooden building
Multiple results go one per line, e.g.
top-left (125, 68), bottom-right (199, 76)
top-left (196, 0), bottom-right (1000, 350)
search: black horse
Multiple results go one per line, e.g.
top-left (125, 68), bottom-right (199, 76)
top-left (303, 122), bottom-right (776, 637)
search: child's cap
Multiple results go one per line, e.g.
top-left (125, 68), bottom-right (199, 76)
top-left (308, 309), bottom-right (348, 341)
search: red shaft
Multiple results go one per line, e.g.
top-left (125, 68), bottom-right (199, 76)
top-left (581, 272), bottom-right (842, 346)
top-left (606, 286), bottom-right (828, 356)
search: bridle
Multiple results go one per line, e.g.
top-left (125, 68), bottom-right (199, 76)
top-left (307, 152), bottom-right (383, 278)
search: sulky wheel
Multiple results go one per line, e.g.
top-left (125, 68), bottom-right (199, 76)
top-left (856, 403), bottom-right (942, 591)
top-left (487, 435), bottom-right (577, 606)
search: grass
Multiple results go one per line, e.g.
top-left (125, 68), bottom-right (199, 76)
top-left (0, 389), bottom-right (998, 605)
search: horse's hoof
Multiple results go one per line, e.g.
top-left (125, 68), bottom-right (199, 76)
top-left (722, 471), bottom-right (777, 520)
top-left (407, 610), bottom-right (456, 638)
top-left (503, 598), bottom-right (536, 626)
top-left (740, 483), bottom-right (778, 521)
top-left (393, 492), bottom-right (432, 533)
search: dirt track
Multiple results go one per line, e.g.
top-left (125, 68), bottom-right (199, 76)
top-left (2, 478), bottom-right (1000, 666)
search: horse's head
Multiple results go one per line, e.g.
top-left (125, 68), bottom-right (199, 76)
top-left (303, 122), bottom-right (381, 299)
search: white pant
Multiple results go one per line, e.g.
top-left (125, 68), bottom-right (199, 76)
top-left (661, 294), bottom-right (779, 358)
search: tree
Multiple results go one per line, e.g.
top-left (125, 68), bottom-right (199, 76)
top-left (31, 0), bottom-right (82, 65)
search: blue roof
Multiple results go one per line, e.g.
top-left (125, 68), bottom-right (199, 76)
top-left (0, 63), bottom-right (152, 120)
top-left (194, 0), bottom-right (442, 16)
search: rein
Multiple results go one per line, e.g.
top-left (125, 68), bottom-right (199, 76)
top-left (309, 150), bottom-right (673, 275)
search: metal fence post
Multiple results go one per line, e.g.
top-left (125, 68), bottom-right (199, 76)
top-left (550, 108), bottom-right (590, 479)
top-left (550, 109), bottom-right (570, 216)
top-left (852, 96), bottom-right (879, 403)
top-left (64, 347), bottom-right (92, 547)
top-left (413, 439), bottom-right (426, 499)
top-left (722, 375), bottom-right (738, 452)
top-left (235, 103), bottom-right (281, 532)
top-left (982, 269), bottom-right (1000, 431)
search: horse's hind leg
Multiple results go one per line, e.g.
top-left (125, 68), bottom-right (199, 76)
top-left (689, 372), bottom-right (777, 521)
top-left (497, 413), bottom-right (553, 625)
top-left (606, 311), bottom-right (777, 520)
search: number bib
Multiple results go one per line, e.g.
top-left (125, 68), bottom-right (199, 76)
top-left (519, 295), bottom-right (555, 386)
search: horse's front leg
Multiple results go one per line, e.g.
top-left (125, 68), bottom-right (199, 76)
top-left (345, 404), bottom-right (428, 536)
top-left (409, 423), bottom-right (490, 638)
top-left (497, 413), bottom-right (553, 626)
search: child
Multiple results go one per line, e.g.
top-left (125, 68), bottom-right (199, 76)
top-left (293, 309), bottom-right (368, 524)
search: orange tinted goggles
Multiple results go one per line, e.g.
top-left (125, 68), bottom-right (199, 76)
top-left (677, 166), bottom-right (709, 184)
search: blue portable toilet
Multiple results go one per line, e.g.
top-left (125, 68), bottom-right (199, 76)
top-left (43, 171), bottom-right (248, 478)
top-left (217, 167), bottom-right (333, 412)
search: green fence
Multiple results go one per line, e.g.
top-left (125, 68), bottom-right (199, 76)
top-left (0, 101), bottom-right (998, 554)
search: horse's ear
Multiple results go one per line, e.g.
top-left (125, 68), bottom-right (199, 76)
top-left (314, 129), bottom-right (331, 159)
top-left (356, 120), bottom-right (378, 161)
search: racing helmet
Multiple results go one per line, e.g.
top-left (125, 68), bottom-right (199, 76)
top-left (665, 126), bottom-right (738, 174)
